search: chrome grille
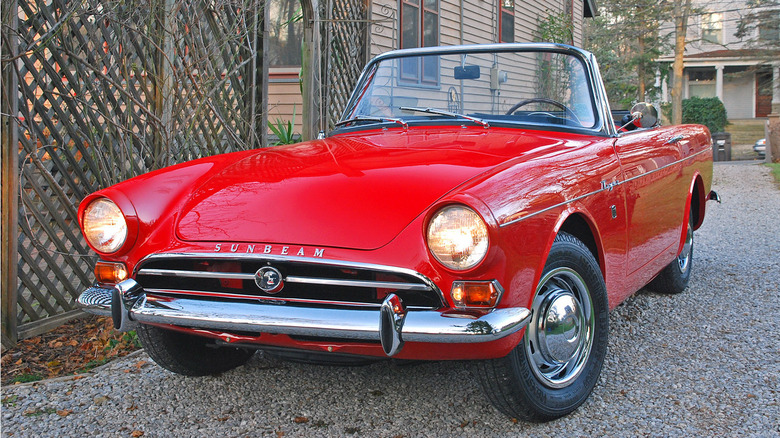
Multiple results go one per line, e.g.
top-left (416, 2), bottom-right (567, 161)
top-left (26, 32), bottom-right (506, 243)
top-left (134, 254), bottom-right (444, 309)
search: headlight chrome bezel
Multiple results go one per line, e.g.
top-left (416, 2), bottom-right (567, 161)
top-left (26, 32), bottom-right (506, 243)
top-left (81, 197), bottom-right (129, 254)
top-left (426, 204), bottom-right (490, 271)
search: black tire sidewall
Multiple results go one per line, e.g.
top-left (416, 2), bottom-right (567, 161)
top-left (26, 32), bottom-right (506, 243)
top-left (505, 233), bottom-right (609, 419)
top-left (137, 324), bottom-right (253, 376)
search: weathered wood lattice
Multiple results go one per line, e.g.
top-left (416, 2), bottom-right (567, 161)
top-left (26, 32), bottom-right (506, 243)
top-left (320, 0), bottom-right (370, 130)
top-left (2, 0), bottom-right (264, 343)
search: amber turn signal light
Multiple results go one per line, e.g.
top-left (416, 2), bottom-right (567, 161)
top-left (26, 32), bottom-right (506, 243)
top-left (94, 261), bottom-right (128, 285)
top-left (451, 280), bottom-right (502, 308)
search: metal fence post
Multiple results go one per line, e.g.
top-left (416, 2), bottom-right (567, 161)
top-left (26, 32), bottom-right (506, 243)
top-left (1, 0), bottom-right (20, 349)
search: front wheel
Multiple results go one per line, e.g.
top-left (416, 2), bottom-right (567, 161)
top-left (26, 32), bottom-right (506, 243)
top-left (473, 232), bottom-right (609, 421)
top-left (137, 324), bottom-right (254, 376)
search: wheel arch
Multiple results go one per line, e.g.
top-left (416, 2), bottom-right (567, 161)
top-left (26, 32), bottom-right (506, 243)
top-left (688, 173), bottom-right (706, 230)
top-left (555, 212), bottom-right (605, 280)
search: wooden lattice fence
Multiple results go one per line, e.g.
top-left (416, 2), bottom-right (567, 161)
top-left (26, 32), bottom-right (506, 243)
top-left (320, 0), bottom-right (370, 130)
top-left (1, 0), bottom-right (265, 346)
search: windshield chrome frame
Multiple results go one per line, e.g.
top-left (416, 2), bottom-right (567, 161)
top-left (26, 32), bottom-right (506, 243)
top-left (338, 43), bottom-right (616, 137)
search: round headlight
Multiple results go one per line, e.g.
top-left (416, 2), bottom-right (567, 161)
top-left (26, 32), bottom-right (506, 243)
top-left (82, 198), bottom-right (127, 253)
top-left (427, 205), bottom-right (489, 270)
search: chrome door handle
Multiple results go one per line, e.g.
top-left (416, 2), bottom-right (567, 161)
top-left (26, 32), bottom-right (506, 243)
top-left (666, 135), bottom-right (684, 144)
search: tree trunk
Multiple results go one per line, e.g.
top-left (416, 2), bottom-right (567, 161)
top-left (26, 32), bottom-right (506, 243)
top-left (638, 35), bottom-right (646, 101)
top-left (671, 0), bottom-right (692, 125)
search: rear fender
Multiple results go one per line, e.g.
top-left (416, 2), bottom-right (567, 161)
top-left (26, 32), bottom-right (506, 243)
top-left (678, 173), bottom-right (705, 255)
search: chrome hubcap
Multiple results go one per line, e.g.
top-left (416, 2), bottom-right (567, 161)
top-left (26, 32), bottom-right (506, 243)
top-left (678, 221), bottom-right (693, 273)
top-left (538, 291), bottom-right (583, 362)
top-left (526, 267), bottom-right (594, 388)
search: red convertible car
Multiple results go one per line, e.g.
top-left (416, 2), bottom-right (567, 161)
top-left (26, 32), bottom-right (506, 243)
top-left (77, 44), bottom-right (718, 421)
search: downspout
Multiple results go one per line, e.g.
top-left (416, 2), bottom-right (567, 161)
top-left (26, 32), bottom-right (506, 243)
top-left (460, 0), bottom-right (463, 44)
top-left (460, 0), bottom-right (464, 112)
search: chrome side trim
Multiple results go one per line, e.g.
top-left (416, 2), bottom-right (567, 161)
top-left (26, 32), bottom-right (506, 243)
top-left (137, 268), bottom-right (431, 292)
top-left (76, 281), bottom-right (532, 355)
top-left (134, 253), bottom-right (445, 306)
top-left (499, 147), bottom-right (712, 228)
top-left (500, 187), bottom-right (608, 227)
top-left (619, 148), bottom-right (711, 186)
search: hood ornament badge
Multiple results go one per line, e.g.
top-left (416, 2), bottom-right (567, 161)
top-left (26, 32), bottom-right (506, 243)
top-left (255, 266), bottom-right (284, 294)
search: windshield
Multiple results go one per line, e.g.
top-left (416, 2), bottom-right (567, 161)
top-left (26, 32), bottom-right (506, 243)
top-left (341, 48), bottom-right (599, 131)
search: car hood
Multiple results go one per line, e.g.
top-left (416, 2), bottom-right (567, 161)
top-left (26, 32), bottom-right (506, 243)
top-left (176, 127), bottom-right (556, 250)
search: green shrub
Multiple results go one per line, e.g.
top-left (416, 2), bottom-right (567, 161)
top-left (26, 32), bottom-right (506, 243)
top-left (681, 96), bottom-right (728, 133)
top-left (268, 105), bottom-right (299, 146)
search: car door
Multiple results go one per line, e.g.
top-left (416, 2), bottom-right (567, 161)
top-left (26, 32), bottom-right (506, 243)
top-left (613, 126), bottom-right (689, 278)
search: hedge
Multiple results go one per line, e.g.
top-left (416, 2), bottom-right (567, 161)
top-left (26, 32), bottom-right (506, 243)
top-left (681, 96), bottom-right (728, 134)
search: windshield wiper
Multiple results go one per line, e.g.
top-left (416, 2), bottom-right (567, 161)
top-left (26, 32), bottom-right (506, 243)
top-left (335, 116), bottom-right (407, 129)
top-left (399, 106), bottom-right (489, 128)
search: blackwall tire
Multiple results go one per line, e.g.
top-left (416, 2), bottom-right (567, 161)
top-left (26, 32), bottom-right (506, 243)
top-left (137, 324), bottom-right (254, 376)
top-left (473, 232), bottom-right (609, 422)
top-left (648, 211), bottom-right (694, 295)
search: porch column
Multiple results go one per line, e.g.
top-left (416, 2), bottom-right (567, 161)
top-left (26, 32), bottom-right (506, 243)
top-left (661, 68), bottom-right (668, 102)
top-left (715, 65), bottom-right (724, 102)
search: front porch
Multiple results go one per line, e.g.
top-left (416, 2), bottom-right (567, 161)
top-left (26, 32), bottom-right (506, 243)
top-left (660, 49), bottom-right (780, 119)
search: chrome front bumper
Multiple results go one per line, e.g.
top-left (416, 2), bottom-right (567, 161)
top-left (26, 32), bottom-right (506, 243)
top-left (77, 279), bottom-right (531, 357)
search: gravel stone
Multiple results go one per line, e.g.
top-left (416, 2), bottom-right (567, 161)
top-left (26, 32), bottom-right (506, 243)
top-left (2, 162), bottom-right (778, 437)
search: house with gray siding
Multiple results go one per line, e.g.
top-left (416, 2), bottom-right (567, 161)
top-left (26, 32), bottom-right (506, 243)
top-left (267, 0), bottom-right (598, 137)
top-left (658, 0), bottom-right (780, 119)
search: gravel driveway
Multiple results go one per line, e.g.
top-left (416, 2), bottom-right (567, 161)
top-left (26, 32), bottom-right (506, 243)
top-left (3, 162), bottom-right (779, 437)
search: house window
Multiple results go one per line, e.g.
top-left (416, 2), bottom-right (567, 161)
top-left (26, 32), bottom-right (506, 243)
top-left (687, 68), bottom-right (716, 98)
top-left (400, 0), bottom-right (439, 84)
top-left (759, 20), bottom-right (780, 41)
top-left (499, 0), bottom-right (515, 43)
top-left (702, 13), bottom-right (723, 44)
top-left (268, 0), bottom-right (303, 67)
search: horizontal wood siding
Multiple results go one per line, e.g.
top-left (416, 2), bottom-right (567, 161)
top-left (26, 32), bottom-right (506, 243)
top-left (440, 0), bottom-right (462, 46)
top-left (515, 0), bottom-right (566, 42)
top-left (370, 1), bottom-right (585, 56)
top-left (264, 1), bottom-right (590, 136)
top-left (370, 2), bottom-right (396, 56)
top-left (461, 0), bottom-right (496, 44)
top-left (267, 72), bottom-right (304, 137)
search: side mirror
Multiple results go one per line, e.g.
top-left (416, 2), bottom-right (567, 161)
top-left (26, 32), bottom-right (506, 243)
top-left (630, 102), bottom-right (659, 128)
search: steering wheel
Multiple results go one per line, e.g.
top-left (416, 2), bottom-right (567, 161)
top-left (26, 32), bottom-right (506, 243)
top-left (505, 98), bottom-right (581, 124)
